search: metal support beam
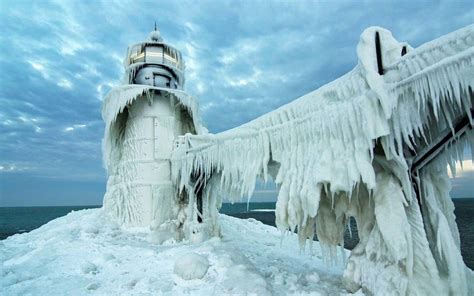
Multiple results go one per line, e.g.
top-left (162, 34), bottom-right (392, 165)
top-left (409, 108), bottom-right (472, 213)
top-left (375, 32), bottom-right (384, 75)
top-left (411, 108), bottom-right (473, 173)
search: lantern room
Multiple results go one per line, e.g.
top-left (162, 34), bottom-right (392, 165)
top-left (124, 28), bottom-right (185, 90)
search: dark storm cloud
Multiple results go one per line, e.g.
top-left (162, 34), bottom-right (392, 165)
top-left (0, 0), bottom-right (473, 205)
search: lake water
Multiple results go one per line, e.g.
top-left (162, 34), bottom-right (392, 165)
top-left (1, 199), bottom-right (472, 268)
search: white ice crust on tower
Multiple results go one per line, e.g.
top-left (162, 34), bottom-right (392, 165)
top-left (171, 25), bottom-right (474, 295)
top-left (102, 85), bottom-right (199, 230)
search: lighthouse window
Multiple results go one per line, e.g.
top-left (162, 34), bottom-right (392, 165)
top-left (128, 44), bottom-right (145, 64)
top-left (146, 46), bottom-right (163, 57)
top-left (145, 46), bottom-right (163, 64)
top-left (133, 53), bottom-right (145, 63)
top-left (163, 46), bottom-right (179, 67)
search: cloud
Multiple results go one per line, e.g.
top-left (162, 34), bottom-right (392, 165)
top-left (28, 60), bottom-right (50, 79)
top-left (448, 160), bottom-right (474, 178)
top-left (0, 163), bottom-right (34, 173)
top-left (449, 159), bottom-right (474, 198)
top-left (64, 124), bottom-right (87, 132)
top-left (57, 78), bottom-right (73, 89)
top-left (0, 0), bottom-right (473, 205)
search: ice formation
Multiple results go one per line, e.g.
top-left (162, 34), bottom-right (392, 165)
top-left (102, 30), bottom-right (216, 243)
top-left (173, 253), bottom-right (209, 280)
top-left (170, 25), bottom-right (474, 295)
top-left (102, 25), bottom-right (473, 295)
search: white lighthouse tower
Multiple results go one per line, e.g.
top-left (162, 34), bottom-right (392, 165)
top-left (101, 28), bottom-right (213, 240)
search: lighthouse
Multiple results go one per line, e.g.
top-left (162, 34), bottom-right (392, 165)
top-left (101, 28), bottom-right (214, 241)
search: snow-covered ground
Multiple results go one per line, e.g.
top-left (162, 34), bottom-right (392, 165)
top-left (1, 209), bottom-right (360, 295)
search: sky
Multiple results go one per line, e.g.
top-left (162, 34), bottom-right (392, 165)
top-left (0, 0), bottom-right (473, 206)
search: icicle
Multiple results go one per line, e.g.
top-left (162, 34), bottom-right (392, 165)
top-left (347, 218), bottom-right (353, 239)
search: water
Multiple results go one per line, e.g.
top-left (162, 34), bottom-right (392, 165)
top-left (0, 206), bottom-right (100, 239)
top-left (453, 199), bottom-right (474, 269)
top-left (0, 199), bottom-right (472, 268)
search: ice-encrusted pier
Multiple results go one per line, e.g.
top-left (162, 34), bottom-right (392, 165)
top-left (103, 25), bottom-right (473, 295)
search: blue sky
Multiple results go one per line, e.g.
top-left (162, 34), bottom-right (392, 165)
top-left (0, 0), bottom-right (473, 206)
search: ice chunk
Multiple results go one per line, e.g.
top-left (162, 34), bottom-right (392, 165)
top-left (173, 253), bottom-right (209, 280)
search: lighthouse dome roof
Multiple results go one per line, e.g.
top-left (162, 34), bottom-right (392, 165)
top-left (148, 30), bottom-right (162, 42)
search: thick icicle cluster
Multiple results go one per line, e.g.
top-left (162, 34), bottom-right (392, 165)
top-left (172, 25), bottom-right (474, 295)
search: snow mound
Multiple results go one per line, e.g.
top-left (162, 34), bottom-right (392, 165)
top-left (173, 253), bottom-right (209, 280)
top-left (1, 208), bottom-right (354, 295)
